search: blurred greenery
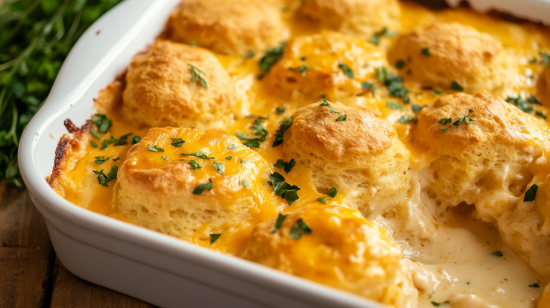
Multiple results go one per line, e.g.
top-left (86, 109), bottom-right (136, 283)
top-left (0, 0), bottom-right (122, 187)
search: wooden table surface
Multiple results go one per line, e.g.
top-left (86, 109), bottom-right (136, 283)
top-left (0, 182), bottom-right (156, 307)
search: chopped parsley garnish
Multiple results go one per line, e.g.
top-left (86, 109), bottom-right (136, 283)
top-left (242, 179), bottom-right (250, 188)
top-left (213, 161), bottom-right (225, 175)
top-left (289, 218), bottom-right (312, 239)
top-left (317, 197), bottom-right (328, 204)
top-left (243, 138), bottom-right (265, 148)
top-left (386, 102), bottom-right (403, 110)
top-left (268, 172), bottom-right (301, 205)
top-left (431, 301), bottom-right (449, 307)
top-left (273, 117), bottom-right (292, 147)
top-left (376, 66), bottom-right (410, 103)
top-left (327, 187), bottom-right (338, 198)
top-left (251, 116), bottom-right (269, 137)
top-left (90, 128), bottom-right (101, 139)
top-left (210, 233), bottom-right (221, 244)
top-left (276, 107), bottom-right (286, 115)
top-left (529, 283), bottom-right (540, 288)
top-left (91, 113), bottom-right (111, 134)
top-left (329, 108), bottom-right (340, 114)
top-left (241, 159), bottom-right (246, 163)
top-left (289, 65), bottom-right (310, 76)
top-left (91, 141), bottom-right (98, 148)
top-left (243, 51), bottom-right (256, 59)
top-left (450, 81), bottom-right (463, 91)
top-left (433, 89), bottom-right (442, 95)
top-left (258, 42), bottom-right (286, 80)
top-left (147, 145), bottom-right (164, 152)
top-left (397, 115), bottom-right (415, 124)
top-left (335, 114), bottom-right (347, 121)
top-left (338, 63), bottom-right (354, 79)
top-left (369, 27), bottom-right (398, 45)
top-left (236, 132), bottom-right (250, 140)
top-left (272, 213), bottom-right (287, 233)
top-left (188, 160), bottom-right (201, 171)
top-left (361, 82), bottom-right (376, 96)
top-left (421, 48), bottom-right (431, 56)
top-left (395, 60), bottom-right (406, 69)
top-left (193, 179), bottom-right (213, 195)
top-left (527, 95), bottom-right (542, 105)
top-left (181, 151), bottom-right (212, 159)
top-left (506, 96), bottom-right (536, 114)
top-left (94, 156), bottom-right (109, 164)
top-left (161, 156), bottom-right (170, 161)
top-left (225, 156), bottom-right (232, 160)
top-left (319, 98), bottom-right (330, 107)
top-left (171, 138), bottom-right (185, 147)
top-left (412, 104), bottom-right (426, 113)
top-left (491, 251), bottom-right (503, 257)
top-left (536, 111), bottom-right (546, 119)
top-left (524, 184), bottom-right (538, 202)
top-left (274, 159), bottom-right (295, 174)
top-left (541, 52), bottom-right (550, 67)
top-left (188, 64), bottom-right (207, 89)
top-left (227, 144), bottom-right (237, 150)
top-left (438, 118), bottom-right (452, 124)
top-left (113, 157), bottom-right (120, 162)
top-left (100, 133), bottom-right (133, 150)
top-left (93, 166), bottom-right (118, 187)
top-left (440, 109), bottom-right (475, 131)
top-left (132, 135), bottom-right (141, 145)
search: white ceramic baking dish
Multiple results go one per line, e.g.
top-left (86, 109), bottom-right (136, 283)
top-left (18, 0), bottom-right (550, 307)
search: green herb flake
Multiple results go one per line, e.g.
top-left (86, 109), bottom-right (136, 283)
top-left (450, 81), bottom-right (464, 91)
top-left (258, 42), bottom-right (286, 79)
top-left (412, 104), bottom-right (426, 114)
top-left (225, 156), bottom-right (233, 160)
top-left (329, 108), bottom-right (341, 114)
top-left (193, 179), bottom-right (213, 195)
top-left (161, 156), bottom-right (170, 161)
top-left (90, 128), bottom-right (102, 139)
top-left (317, 197), bottom-right (329, 204)
top-left (289, 218), bottom-right (312, 239)
top-left (338, 63), bottom-right (354, 79)
top-left (369, 27), bottom-right (398, 46)
top-left (243, 138), bottom-right (264, 148)
top-left (147, 145), bottom-right (164, 152)
top-left (506, 96), bottom-right (534, 114)
top-left (439, 118), bottom-right (452, 124)
top-left (536, 111), bottom-right (547, 119)
top-left (188, 64), bottom-right (207, 89)
top-left (395, 60), bottom-right (406, 69)
top-left (273, 117), bottom-right (293, 147)
top-left (243, 51), bottom-right (256, 59)
top-left (171, 138), bottom-right (185, 147)
top-left (397, 115), bottom-right (415, 124)
top-left (335, 114), bottom-right (347, 121)
top-left (431, 301), bottom-right (450, 307)
top-left (361, 82), bottom-right (376, 96)
top-left (210, 233), bottom-right (221, 244)
top-left (94, 156), bottom-right (109, 164)
top-left (327, 187), bottom-right (338, 198)
top-left (228, 144), bottom-right (238, 150)
top-left (289, 65), bottom-right (310, 76)
top-left (213, 161), bottom-right (225, 175)
top-left (524, 184), bottom-right (539, 202)
top-left (181, 151), bottom-right (211, 159)
top-left (527, 95), bottom-right (542, 105)
top-left (541, 52), bottom-right (550, 67)
top-left (188, 160), bottom-right (201, 171)
top-left (131, 135), bottom-right (141, 145)
top-left (433, 89), bottom-right (442, 95)
top-left (93, 166), bottom-right (118, 187)
top-left (113, 157), bottom-right (120, 162)
top-left (272, 213), bottom-right (287, 233)
top-left (319, 98), bottom-right (330, 107)
top-left (91, 141), bottom-right (99, 148)
top-left (276, 107), bottom-right (286, 115)
top-left (241, 159), bottom-right (246, 163)
top-left (98, 118), bottom-right (112, 133)
top-left (268, 172), bottom-right (301, 205)
top-left (242, 179), bottom-right (250, 188)
top-left (529, 283), bottom-right (540, 288)
top-left (376, 66), bottom-right (410, 103)
top-left (421, 48), bottom-right (431, 57)
top-left (284, 190), bottom-right (300, 205)
top-left (491, 251), bottom-right (503, 257)
top-left (386, 102), bottom-right (403, 110)
top-left (236, 132), bottom-right (250, 140)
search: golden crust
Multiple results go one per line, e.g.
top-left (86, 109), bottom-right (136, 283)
top-left (168, 0), bottom-right (285, 55)
top-left (298, 0), bottom-right (400, 39)
top-left (113, 127), bottom-right (281, 246)
top-left (284, 100), bottom-right (411, 214)
top-left (241, 204), bottom-right (403, 304)
top-left (263, 31), bottom-right (386, 102)
top-left (387, 23), bottom-right (513, 93)
top-left (122, 40), bottom-right (238, 130)
top-left (412, 91), bottom-right (550, 221)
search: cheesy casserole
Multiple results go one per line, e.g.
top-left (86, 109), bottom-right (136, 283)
top-left (48, 0), bottom-right (550, 307)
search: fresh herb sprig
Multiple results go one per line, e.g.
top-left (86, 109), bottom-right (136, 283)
top-left (0, 0), bottom-right (122, 186)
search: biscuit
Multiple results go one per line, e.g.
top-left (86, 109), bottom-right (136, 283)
top-left (123, 40), bottom-right (238, 130)
top-left (283, 100), bottom-right (411, 215)
top-left (412, 91), bottom-right (549, 222)
top-left (241, 204), bottom-right (404, 304)
top-left (168, 0), bottom-right (285, 55)
top-left (387, 23), bottom-right (513, 93)
top-left (298, 0), bottom-right (400, 39)
top-left (113, 127), bottom-right (281, 247)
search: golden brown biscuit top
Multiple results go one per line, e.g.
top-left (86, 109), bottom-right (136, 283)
top-left (412, 91), bottom-right (548, 153)
top-left (287, 100), bottom-right (395, 161)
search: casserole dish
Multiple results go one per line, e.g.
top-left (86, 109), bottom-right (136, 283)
top-left (18, 0), bottom-right (550, 307)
